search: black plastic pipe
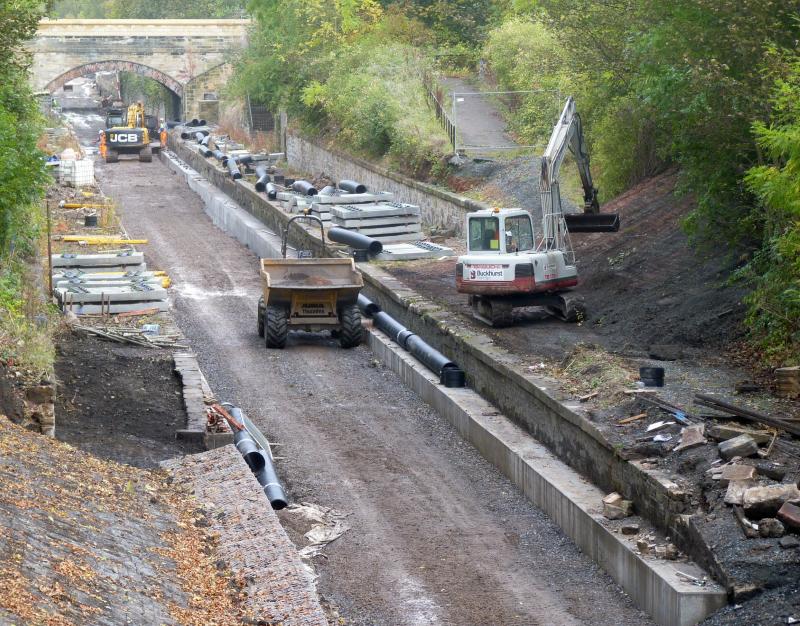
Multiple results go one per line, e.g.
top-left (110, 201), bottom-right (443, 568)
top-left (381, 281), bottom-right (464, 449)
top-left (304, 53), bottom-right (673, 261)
top-left (237, 154), bottom-right (254, 166)
top-left (339, 180), bottom-right (367, 194)
top-left (200, 146), bottom-right (213, 158)
top-left (265, 182), bottom-right (278, 200)
top-left (327, 227), bottom-right (383, 255)
top-left (357, 295), bottom-right (465, 387)
top-left (200, 135), bottom-right (211, 147)
top-left (212, 149), bottom-right (225, 161)
top-left (292, 180), bottom-right (318, 196)
top-left (255, 165), bottom-right (270, 191)
top-left (230, 407), bottom-right (288, 510)
top-left (252, 452), bottom-right (289, 510)
top-left (227, 158), bottom-right (242, 180)
top-left (319, 185), bottom-right (336, 195)
top-left (233, 430), bottom-right (267, 472)
top-left (194, 131), bottom-right (206, 143)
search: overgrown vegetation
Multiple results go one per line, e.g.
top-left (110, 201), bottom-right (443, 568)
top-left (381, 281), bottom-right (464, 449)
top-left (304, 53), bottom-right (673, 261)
top-left (237, 1), bottom-right (452, 178)
top-left (0, 0), bottom-right (53, 377)
top-left (478, 1), bottom-right (800, 364)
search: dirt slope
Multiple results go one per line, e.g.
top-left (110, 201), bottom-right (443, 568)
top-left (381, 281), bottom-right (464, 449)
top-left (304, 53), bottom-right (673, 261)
top-left (390, 168), bottom-right (746, 360)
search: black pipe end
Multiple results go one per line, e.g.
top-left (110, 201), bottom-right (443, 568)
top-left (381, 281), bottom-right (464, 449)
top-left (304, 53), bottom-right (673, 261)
top-left (441, 367), bottom-right (466, 388)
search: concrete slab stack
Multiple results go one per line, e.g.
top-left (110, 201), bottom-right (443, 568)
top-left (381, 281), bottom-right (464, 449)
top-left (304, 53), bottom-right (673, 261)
top-left (51, 252), bottom-right (170, 315)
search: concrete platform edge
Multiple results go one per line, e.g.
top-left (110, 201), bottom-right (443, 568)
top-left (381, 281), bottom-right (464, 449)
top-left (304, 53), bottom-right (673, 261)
top-left (367, 328), bottom-right (726, 626)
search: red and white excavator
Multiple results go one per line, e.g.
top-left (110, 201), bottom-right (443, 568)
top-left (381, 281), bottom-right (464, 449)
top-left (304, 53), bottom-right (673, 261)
top-left (455, 97), bottom-right (619, 327)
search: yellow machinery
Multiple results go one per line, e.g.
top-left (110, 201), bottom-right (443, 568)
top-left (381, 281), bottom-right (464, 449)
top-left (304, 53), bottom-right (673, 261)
top-left (257, 216), bottom-right (364, 349)
top-left (103, 102), bottom-right (152, 163)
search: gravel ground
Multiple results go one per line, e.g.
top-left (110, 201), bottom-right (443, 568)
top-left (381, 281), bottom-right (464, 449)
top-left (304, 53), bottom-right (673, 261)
top-left (87, 133), bottom-right (653, 624)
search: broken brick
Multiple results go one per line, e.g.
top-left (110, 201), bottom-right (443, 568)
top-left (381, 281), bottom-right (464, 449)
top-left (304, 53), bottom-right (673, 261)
top-left (719, 434), bottom-right (759, 461)
top-left (603, 492), bottom-right (633, 520)
top-left (724, 480), bottom-right (756, 506)
top-left (719, 464), bottom-right (756, 487)
top-left (673, 424), bottom-right (706, 453)
top-left (743, 484), bottom-right (800, 518)
top-left (777, 502), bottom-right (800, 531)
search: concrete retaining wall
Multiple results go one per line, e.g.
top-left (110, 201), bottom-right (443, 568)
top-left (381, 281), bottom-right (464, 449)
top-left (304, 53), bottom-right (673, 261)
top-left (167, 135), bottom-right (723, 590)
top-left (286, 134), bottom-right (489, 235)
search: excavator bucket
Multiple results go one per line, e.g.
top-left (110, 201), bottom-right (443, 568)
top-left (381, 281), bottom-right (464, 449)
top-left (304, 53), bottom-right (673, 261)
top-left (564, 212), bottom-right (620, 233)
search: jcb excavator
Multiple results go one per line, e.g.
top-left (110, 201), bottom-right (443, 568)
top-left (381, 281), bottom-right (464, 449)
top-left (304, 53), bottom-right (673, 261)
top-left (103, 102), bottom-right (153, 163)
top-left (455, 97), bottom-right (619, 326)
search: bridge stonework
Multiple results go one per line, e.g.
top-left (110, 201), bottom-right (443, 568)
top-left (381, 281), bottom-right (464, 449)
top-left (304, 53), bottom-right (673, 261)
top-left (29, 19), bottom-right (250, 121)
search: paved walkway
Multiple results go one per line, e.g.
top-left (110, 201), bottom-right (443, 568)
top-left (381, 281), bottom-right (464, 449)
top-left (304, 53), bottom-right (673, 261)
top-left (440, 77), bottom-right (518, 154)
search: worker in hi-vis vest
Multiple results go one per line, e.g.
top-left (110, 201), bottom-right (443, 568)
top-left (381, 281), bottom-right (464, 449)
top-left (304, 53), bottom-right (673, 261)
top-left (159, 120), bottom-right (167, 149)
top-left (98, 130), bottom-right (106, 159)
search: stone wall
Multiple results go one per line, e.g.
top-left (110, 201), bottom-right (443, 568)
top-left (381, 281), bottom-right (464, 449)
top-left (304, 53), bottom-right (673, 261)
top-left (29, 20), bottom-right (249, 119)
top-left (286, 134), bottom-right (489, 235)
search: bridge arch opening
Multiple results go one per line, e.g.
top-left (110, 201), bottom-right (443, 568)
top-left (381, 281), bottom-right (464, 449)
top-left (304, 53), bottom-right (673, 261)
top-left (45, 60), bottom-right (183, 117)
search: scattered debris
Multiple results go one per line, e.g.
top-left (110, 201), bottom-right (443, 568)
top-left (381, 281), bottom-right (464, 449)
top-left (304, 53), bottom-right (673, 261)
top-left (732, 505), bottom-right (760, 539)
top-left (621, 523), bottom-right (640, 535)
top-left (75, 325), bottom-right (186, 349)
top-left (696, 394), bottom-right (800, 438)
top-left (754, 461), bottom-right (787, 481)
top-left (779, 535), bottom-right (800, 549)
top-left (673, 424), bottom-right (706, 452)
top-left (719, 434), bottom-right (759, 461)
top-left (777, 502), bottom-right (800, 531)
top-left (579, 391), bottom-right (599, 402)
top-left (664, 543), bottom-right (679, 560)
top-left (636, 539), bottom-right (650, 554)
top-left (742, 484), bottom-right (800, 518)
top-left (653, 434), bottom-right (673, 443)
top-left (708, 424), bottom-right (774, 445)
top-left (718, 464), bottom-right (756, 487)
top-left (676, 570), bottom-right (707, 587)
top-left (602, 492), bottom-right (633, 519)
top-left (757, 518), bottom-right (785, 538)
top-left (646, 420), bottom-right (675, 432)
top-left (284, 502), bottom-right (350, 561)
top-left (724, 480), bottom-right (756, 506)
top-left (618, 412), bottom-right (646, 425)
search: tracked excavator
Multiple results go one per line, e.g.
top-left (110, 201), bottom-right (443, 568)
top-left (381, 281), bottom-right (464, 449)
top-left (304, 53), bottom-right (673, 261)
top-left (455, 97), bottom-right (619, 327)
top-left (103, 102), bottom-right (153, 163)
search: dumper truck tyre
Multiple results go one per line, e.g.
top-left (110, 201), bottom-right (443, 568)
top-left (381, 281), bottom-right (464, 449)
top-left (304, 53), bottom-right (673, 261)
top-left (105, 150), bottom-right (119, 164)
top-left (338, 304), bottom-right (362, 349)
top-left (138, 146), bottom-right (152, 163)
top-left (265, 305), bottom-right (288, 349)
top-left (257, 296), bottom-right (266, 337)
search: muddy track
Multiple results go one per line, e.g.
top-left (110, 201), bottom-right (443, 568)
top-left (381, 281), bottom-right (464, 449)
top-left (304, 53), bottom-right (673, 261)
top-left (93, 150), bottom-right (651, 625)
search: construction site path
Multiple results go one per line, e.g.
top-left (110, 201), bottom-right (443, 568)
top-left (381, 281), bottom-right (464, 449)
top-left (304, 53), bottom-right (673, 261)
top-left (93, 146), bottom-right (652, 625)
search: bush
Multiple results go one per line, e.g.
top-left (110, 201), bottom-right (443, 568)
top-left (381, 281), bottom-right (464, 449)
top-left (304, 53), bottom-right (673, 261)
top-left (483, 19), bottom-right (571, 144)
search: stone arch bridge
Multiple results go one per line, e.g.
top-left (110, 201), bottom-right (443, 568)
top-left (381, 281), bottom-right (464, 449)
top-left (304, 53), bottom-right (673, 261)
top-left (29, 19), bottom-right (250, 121)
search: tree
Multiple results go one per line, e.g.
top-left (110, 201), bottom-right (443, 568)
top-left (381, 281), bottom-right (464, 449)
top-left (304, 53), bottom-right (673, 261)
top-left (0, 0), bottom-right (49, 254)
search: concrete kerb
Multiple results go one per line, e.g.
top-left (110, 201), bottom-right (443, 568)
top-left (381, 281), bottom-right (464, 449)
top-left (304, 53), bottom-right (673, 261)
top-left (165, 136), bottom-right (727, 624)
top-left (367, 327), bottom-right (726, 626)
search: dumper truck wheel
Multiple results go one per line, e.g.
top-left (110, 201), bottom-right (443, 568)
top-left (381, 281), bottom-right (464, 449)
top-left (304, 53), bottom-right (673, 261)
top-left (338, 304), bottom-right (362, 349)
top-left (257, 297), bottom-right (265, 338)
top-left (138, 146), bottom-right (153, 162)
top-left (105, 150), bottom-right (119, 164)
top-left (265, 305), bottom-right (288, 349)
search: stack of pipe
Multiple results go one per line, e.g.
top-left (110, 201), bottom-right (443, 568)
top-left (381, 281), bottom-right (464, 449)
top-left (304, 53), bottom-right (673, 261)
top-left (229, 406), bottom-right (288, 509)
top-left (357, 294), bottom-right (465, 387)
